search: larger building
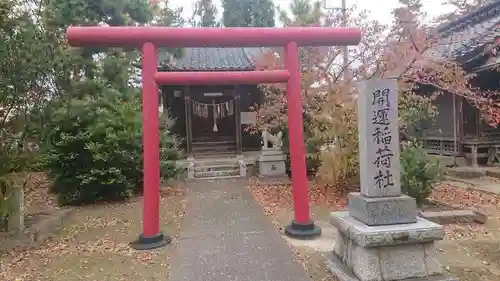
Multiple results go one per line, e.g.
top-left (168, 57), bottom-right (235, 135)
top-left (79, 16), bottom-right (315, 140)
top-left (421, 0), bottom-right (500, 167)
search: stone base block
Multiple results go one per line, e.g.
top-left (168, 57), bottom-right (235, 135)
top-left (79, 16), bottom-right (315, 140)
top-left (328, 211), bottom-right (451, 281)
top-left (348, 193), bottom-right (417, 225)
top-left (258, 151), bottom-right (286, 177)
top-left (261, 148), bottom-right (283, 156)
top-left (331, 211), bottom-right (444, 248)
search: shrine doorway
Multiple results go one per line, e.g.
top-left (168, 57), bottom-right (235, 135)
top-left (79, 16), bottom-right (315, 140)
top-left (190, 86), bottom-right (237, 157)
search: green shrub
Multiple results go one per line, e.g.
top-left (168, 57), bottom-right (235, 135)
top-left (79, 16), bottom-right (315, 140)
top-left (400, 141), bottom-right (442, 205)
top-left (279, 124), bottom-right (322, 176)
top-left (39, 84), bottom-right (180, 205)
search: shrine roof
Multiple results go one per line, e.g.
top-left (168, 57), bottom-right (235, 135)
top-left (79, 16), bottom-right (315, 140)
top-left (159, 47), bottom-right (267, 71)
top-left (425, 0), bottom-right (500, 65)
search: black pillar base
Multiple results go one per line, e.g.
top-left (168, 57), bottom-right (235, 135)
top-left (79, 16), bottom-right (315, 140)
top-left (285, 220), bottom-right (321, 240)
top-left (130, 232), bottom-right (171, 250)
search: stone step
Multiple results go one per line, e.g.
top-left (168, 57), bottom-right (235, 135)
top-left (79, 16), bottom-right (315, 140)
top-left (194, 175), bottom-right (242, 180)
top-left (193, 150), bottom-right (236, 156)
top-left (192, 144), bottom-right (236, 153)
top-left (192, 139), bottom-right (236, 146)
top-left (195, 164), bottom-right (239, 172)
top-left (193, 152), bottom-right (237, 159)
top-left (192, 158), bottom-right (239, 166)
top-left (195, 168), bottom-right (240, 178)
top-left (186, 157), bottom-right (246, 180)
top-left (445, 166), bottom-right (486, 178)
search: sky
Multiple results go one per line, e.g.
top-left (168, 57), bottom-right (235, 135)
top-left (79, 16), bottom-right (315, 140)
top-left (167, 0), bottom-right (456, 26)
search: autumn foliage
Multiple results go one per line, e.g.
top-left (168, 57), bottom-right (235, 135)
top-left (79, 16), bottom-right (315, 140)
top-left (251, 0), bottom-right (500, 191)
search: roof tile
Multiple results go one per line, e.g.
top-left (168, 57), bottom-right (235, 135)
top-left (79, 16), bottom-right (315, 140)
top-left (160, 47), bottom-right (267, 71)
top-left (426, 0), bottom-right (500, 61)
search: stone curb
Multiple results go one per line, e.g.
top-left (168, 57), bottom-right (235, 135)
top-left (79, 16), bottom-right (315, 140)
top-left (427, 199), bottom-right (487, 224)
top-left (445, 168), bottom-right (486, 179)
top-left (29, 208), bottom-right (73, 243)
top-left (466, 185), bottom-right (500, 197)
top-left (418, 210), bottom-right (476, 225)
top-left (0, 208), bottom-right (73, 254)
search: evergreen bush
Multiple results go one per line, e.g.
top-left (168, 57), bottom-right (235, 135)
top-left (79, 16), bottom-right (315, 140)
top-left (39, 83), bottom-right (180, 205)
top-left (400, 140), bottom-right (443, 205)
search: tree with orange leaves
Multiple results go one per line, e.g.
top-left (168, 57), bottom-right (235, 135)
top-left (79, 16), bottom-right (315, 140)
top-left (251, 0), bottom-right (500, 189)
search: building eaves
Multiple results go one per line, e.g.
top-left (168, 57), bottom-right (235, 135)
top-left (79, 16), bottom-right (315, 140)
top-left (159, 47), bottom-right (267, 71)
top-left (425, 0), bottom-right (500, 61)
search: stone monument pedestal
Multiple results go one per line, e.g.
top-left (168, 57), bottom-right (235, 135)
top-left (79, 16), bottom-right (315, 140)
top-left (348, 192), bottom-right (417, 226)
top-left (326, 79), bottom-right (457, 281)
top-left (326, 211), bottom-right (457, 281)
top-left (258, 148), bottom-right (286, 177)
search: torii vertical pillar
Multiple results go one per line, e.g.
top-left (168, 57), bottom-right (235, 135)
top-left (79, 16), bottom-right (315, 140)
top-left (283, 41), bottom-right (320, 237)
top-left (66, 27), bottom-right (362, 249)
top-left (130, 42), bottom-right (169, 249)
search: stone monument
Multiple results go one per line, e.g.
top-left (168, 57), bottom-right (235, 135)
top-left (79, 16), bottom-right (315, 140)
top-left (325, 79), bottom-right (457, 281)
top-left (7, 185), bottom-right (24, 233)
top-left (258, 128), bottom-right (287, 177)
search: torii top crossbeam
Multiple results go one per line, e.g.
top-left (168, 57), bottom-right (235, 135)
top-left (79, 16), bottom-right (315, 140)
top-left (66, 26), bottom-right (361, 47)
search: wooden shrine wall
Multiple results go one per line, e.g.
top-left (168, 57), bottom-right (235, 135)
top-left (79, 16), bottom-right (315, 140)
top-left (161, 84), bottom-right (263, 152)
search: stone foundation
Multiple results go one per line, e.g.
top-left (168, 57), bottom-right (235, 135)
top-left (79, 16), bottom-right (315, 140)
top-left (326, 211), bottom-right (457, 281)
top-left (258, 148), bottom-right (286, 177)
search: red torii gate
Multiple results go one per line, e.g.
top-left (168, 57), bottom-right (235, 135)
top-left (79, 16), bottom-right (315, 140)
top-left (66, 26), bottom-right (361, 250)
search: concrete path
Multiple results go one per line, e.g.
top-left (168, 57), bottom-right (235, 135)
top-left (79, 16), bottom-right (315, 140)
top-left (169, 179), bottom-right (311, 281)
